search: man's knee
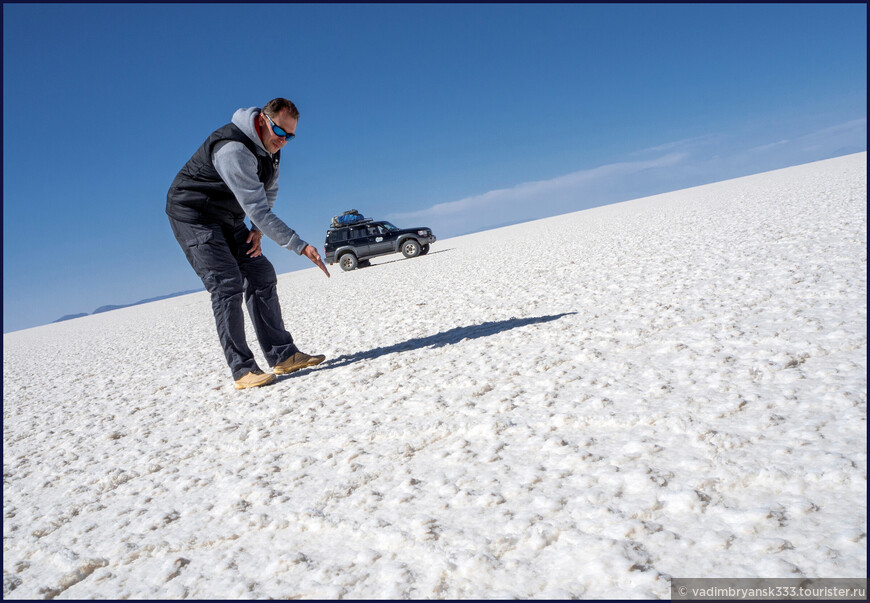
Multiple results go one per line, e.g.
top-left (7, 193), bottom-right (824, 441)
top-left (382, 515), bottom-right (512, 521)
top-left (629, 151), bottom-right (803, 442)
top-left (244, 257), bottom-right (278, 289)
top-left (204, 270), bottom-right (245, 300)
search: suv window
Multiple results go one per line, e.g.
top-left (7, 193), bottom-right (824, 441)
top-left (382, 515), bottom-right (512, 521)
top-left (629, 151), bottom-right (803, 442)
top-left (348, 227), bottom-right (368, 240)
top-left (328, 229), bottom-right (348, 244)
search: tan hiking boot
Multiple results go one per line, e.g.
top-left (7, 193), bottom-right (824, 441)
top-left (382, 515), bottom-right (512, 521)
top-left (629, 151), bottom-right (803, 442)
top-left (234, 369), bottom-right (276, 390)
top-left (273, 351), bottom-right (326, 375)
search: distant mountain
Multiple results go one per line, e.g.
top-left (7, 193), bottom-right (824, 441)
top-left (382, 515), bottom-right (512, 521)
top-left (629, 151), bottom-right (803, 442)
top-left (54, 289), bottom-right (203, 323)
top-left (52, 313), bottom-right (90, 323)
top-left (92, 305), bottom-right (130, 314)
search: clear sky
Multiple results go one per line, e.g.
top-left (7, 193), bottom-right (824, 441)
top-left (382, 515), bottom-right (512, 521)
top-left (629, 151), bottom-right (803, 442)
top-left (3, 3), bottom-right (866, 333)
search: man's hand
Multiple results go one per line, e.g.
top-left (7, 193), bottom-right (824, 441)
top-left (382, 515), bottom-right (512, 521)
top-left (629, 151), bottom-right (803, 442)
top-left (246, 229), bottom-right (263, 257)
top-left (303, 244), bottom-right (331, 278)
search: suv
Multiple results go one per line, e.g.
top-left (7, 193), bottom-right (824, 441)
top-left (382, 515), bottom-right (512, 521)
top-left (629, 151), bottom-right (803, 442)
top-left (324, 218), bottom-right (436, 271)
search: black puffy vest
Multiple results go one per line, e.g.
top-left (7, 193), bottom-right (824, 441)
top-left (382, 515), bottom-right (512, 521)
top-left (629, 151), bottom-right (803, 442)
top-left (166, 123), bottom-right (280, 225)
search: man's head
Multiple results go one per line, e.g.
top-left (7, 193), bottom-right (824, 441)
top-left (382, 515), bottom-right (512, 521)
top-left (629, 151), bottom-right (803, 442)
top-left (259, 98), bottom-right (300, 154)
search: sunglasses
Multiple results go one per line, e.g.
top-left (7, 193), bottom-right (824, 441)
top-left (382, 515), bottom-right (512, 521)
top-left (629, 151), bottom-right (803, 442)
top-left (264, 113), bottom-right (295, 140)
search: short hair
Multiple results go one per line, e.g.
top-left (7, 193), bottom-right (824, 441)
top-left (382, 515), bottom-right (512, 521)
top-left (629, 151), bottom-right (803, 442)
top-left (263, 98), bottom-right (300, 120)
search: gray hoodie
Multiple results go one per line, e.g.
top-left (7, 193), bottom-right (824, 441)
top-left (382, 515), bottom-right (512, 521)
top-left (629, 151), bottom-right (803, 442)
top-left (211, 107), bottom-right (307, 255)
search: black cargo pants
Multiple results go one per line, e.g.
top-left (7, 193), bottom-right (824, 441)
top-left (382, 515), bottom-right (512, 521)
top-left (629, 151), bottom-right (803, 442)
top-left (169, 216), bottom-right (298, 380)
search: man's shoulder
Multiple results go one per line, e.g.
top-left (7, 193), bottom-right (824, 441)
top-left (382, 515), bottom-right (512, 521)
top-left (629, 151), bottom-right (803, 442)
top-left (211, 139), bottom-right (257, 175)
top-left (208, 123), bottom-right (254, 148)
top-left (210, 124), bottom-right (259, 158)
top-left (213, 137), bottom-right (251, 153)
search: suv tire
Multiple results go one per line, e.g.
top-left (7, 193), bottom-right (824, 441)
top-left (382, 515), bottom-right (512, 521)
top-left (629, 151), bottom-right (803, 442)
top-left (401, 239), bottom-right (421, 258)
top-left (420, 244), bottom-right (430, 256)
top-left (339, 252), bottom-right (358, 271)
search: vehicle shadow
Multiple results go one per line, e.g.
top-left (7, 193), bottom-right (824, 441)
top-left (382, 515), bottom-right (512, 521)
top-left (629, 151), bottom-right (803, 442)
top-left (308, 312), bottom-right (577, 371)
top-left (360, 247), bottom-right (456, 268)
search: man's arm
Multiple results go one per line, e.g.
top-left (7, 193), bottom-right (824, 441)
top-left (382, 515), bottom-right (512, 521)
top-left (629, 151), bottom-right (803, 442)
top-left (213, 141), bottom-right (329, 277)
top-left (250, 174), bottom-right (279, 234)
top-left (212, 141), bottom-right (307, 255)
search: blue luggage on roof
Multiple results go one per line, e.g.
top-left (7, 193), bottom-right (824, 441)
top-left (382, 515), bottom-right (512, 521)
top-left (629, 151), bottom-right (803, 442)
top-left (332, 210), bottom-right (367, 227)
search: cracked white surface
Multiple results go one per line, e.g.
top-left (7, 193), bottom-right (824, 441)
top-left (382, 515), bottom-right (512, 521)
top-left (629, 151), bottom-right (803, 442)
top-left (3, 153), bottom-right (866, 598)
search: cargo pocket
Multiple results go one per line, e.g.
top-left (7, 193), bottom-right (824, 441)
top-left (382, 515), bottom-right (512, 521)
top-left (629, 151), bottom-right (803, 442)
top-left (178, 224), bottom-right (218, 284)
top-left (185, 226), bottom-right (214, 248)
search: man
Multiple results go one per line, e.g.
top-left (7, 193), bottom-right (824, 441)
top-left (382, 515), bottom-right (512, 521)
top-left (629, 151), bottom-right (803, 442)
top-left (166, 98), bottom-right (330, 389)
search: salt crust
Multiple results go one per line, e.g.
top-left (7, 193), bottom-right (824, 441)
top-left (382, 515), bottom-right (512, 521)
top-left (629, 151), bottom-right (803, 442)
top-left (3, 153), bottom-right (866, 598)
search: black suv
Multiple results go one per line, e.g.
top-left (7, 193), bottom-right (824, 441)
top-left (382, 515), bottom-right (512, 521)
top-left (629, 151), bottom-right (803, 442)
top-left (324, 219), bottom-right (436, 271)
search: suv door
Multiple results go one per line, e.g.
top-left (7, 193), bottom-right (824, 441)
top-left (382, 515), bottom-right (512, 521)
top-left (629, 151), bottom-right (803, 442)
top-left (347, 225), bottom-right (370, 257)
top-left (367, 223), bottom-right (394, 255)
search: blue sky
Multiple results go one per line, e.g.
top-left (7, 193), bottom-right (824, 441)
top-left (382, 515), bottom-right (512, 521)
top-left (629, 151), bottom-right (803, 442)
top-left (3, 3), bottom-right (866, 333)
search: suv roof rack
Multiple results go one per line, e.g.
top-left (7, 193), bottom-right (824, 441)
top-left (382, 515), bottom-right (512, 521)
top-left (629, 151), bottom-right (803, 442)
top-left (329, 217), bottom-right (375, 229)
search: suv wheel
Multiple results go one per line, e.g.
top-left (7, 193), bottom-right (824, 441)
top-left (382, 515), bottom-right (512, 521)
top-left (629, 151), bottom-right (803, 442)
top-left (401, 239), bottom-right (421, 258)
top-left (420, 244), bottom-right (430, 255)
top-left (339, 253), bottom-right (358, 271)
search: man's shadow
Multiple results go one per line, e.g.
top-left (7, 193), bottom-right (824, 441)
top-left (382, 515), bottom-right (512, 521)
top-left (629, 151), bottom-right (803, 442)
top-left (293, 312), bottom-right (576, 373)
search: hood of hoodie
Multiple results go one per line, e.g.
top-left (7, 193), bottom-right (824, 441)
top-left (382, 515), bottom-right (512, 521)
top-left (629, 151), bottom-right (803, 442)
top-left (231, 107), bottom-right (270, 156)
